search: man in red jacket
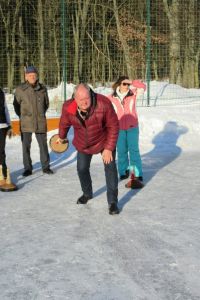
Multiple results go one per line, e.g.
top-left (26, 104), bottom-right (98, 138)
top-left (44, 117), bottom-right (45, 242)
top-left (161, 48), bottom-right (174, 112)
top-left (58, 83), bottom-right (119, 215)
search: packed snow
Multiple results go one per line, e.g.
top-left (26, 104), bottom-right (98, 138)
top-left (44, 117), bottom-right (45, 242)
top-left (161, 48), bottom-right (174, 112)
top-left (1, 82), bottom-right (200, 299)
top-left (6, 81), bottom-right (200, 120)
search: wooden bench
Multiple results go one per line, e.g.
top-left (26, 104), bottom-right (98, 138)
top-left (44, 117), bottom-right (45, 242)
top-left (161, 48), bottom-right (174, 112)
top-left (11, 117), bottom-right (60, 135)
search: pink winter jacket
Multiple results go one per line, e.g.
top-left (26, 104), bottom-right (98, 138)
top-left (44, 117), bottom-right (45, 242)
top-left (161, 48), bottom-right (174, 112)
top-left (107, 80), bottom-right (146, 130)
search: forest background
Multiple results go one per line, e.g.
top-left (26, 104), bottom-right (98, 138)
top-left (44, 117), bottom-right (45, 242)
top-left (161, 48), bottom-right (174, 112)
top-left (0, 0), bottom-right (199, 96)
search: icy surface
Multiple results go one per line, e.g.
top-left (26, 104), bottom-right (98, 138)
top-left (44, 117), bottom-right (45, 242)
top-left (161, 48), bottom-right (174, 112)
top-left (1, 104), bottom-right (200, 299)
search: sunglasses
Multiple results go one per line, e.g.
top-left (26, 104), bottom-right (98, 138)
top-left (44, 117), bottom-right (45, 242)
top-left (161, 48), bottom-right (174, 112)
top-left (122, 82), bottom-right (130, 86)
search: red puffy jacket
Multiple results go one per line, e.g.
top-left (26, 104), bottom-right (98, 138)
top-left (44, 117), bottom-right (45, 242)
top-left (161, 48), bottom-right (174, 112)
top-left (59, 92), bottom-right (119, 154)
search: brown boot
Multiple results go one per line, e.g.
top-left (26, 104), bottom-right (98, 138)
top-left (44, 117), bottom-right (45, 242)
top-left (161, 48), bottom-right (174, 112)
top-left (125, 173), bottom-right (144, 189)
top-left (0, 165), bottom-right (6, 187)
top-left (0, 167), bottom-right (18, 192)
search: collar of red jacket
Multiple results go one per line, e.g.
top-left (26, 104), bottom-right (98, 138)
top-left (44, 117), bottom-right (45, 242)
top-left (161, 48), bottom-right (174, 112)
top-left (67, 100), bottom-right (93, 119)
top-left (66, 90), bottom-right (97, 116)
top-left (67, 100), bottom-right (78, 115)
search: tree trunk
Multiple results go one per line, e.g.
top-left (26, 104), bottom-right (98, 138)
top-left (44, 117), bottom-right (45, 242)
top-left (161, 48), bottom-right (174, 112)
top-left (78, 0), bottom-right (90, 81)
top-left (48, 1), bottom-right (61, 85)
top-left (19, 16), bottom-right (26, 83)
top-left (37, 0), bottom-right (45, 82)
top-left (72, 1), bottom-right (91, 83)
top-left (72, 9), bottom-right (80, 83)
top-left (0, 0), bottom-right (22, 91)
top-left (113, 0), bottom-right (133, 78)
top-left (182, 0), bottom-right (198, 88)
top-left (194, 48), bottom-right (200, 87)
top-left (163, 0), bottom-right (181, 84)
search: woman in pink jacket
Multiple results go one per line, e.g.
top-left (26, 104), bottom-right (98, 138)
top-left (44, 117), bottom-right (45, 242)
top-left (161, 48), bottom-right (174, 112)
top-left (108, 76), bottom-right (146, 188)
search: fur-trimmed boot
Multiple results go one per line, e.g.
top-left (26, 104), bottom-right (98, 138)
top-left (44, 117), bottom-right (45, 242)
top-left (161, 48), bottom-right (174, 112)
top-left (0, 167), bottom-right (18, 192)
top-left (125, 173), bottom-right (144, 189)
top-left (0, 165), bottom-right (6, 187)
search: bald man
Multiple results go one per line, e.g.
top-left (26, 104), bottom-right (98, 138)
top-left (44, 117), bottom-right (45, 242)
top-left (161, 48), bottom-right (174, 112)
top-left (58, 83), bottom-right (120, 215)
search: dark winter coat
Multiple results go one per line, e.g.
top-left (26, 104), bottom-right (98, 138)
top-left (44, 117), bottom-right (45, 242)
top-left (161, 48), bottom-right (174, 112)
top-left (13, 81), bottom-right (49, 133)
top-left (0, 88), bottom-right (6, 124)
top-left (59, 91), bottom-right (119, 154)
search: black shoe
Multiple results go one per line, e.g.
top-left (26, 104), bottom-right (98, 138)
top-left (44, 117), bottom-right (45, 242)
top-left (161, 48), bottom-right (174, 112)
top-left (120, 170), bottom-right (129, 180)
top-left (43, 168), bottom-right (54, 174)
top-left (77, 194), bottom-right (92, 204)
top-left (22, 170), bottom-right (32, 177)
top-left (109, 203), bottom-right (120, 215)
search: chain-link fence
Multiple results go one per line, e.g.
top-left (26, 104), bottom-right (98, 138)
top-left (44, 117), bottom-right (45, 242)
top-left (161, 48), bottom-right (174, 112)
top-left (0, 0), bottom-right (200, 116)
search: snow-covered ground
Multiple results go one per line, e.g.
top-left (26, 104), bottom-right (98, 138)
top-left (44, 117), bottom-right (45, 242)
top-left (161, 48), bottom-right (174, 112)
top-left (6, 81), bottom-right (200, 120)
top-left (1, 84), bottom-right (200, 299)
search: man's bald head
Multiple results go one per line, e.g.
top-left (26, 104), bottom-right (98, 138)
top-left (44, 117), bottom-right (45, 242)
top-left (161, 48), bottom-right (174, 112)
top-left (74, 84), bottom-right (91, 112)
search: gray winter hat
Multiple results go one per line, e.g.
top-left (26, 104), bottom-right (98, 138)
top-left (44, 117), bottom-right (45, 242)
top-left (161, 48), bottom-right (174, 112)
top-left (25, 66), bottom-right (38, 74)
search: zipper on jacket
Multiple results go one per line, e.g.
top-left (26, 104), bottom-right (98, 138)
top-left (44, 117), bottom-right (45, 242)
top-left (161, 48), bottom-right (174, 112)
top-left (114, 96), bottom-right (125, 112)
top-left (33, 89), bottom-right (38, 131)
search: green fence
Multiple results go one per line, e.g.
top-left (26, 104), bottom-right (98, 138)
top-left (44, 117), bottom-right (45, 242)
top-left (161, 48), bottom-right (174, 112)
top-left (0, 0), bottom-right (199, 112)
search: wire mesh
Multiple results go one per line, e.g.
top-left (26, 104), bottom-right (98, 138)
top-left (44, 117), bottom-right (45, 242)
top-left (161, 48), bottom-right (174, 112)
top-left (0, 0), bottom-right (199, 117)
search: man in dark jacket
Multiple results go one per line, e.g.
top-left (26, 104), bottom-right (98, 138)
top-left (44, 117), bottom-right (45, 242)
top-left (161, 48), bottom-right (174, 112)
top-left (58, 83), bottom-right (120, 215)
top-left (13, 66), bottom-right (53, 176)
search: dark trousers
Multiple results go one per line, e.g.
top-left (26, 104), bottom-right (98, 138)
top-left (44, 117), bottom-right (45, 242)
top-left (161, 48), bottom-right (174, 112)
top-left (0, 128), bottom-right (7, 177)
top-left (21, 132), bottom-right (50, 171)
top-left (77, 151), bottom-right (118, 205)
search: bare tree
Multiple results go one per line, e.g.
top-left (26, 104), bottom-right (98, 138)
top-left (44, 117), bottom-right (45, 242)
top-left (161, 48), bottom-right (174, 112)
top-left (18, 15), bottom-right (26, 82)
top-left (0, 0), bottom-right (199, 89)
top-left (162, 0), bottom-right (181, 84)
top-left (45, 0), bottom-right (61, 85)
top-left (72, 0), bottom-right (91, 83)
top-left (37, 0), bottom-right (45, 82)
top-left (182, 0), bottom-right (199, 88)
top-left (0, 0), bottom-right (22, 91)
top-left (112, 0), bottom-right (133, 78)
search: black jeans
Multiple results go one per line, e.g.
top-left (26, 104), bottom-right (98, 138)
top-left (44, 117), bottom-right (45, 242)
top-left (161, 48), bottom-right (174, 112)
top-left (77, 150), bottom-right (118, 205)
top-left (21, 132), bottom-right (50, 171)
top-left (0, 128), bottom-right (7, 177)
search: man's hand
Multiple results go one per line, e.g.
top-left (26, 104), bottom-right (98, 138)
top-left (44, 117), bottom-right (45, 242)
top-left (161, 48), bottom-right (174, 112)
top-left (102, 149), bottom-right (113, 164)
top-left (56, 137), bottom-right (68, 144)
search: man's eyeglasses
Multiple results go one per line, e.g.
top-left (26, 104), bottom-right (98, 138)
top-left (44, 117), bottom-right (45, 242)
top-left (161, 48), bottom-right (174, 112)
top-left (122, 82), bottom-right (130, 86)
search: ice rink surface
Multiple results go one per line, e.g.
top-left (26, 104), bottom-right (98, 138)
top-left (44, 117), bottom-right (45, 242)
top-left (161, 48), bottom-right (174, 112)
top-left (1, 105), bottom-right (200, 300)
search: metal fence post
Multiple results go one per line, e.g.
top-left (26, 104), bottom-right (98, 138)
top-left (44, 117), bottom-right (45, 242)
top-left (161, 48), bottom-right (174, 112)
top-left (61, 0), bottom-right (67, 101)
top-left (146, 0), bottom-right (151, 106)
